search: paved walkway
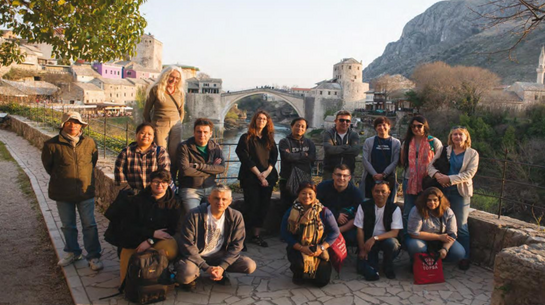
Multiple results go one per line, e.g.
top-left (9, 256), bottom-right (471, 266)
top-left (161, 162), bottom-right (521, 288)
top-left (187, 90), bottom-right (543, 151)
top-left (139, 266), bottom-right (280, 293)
top-left (0, 126), bottom-right (494, 305)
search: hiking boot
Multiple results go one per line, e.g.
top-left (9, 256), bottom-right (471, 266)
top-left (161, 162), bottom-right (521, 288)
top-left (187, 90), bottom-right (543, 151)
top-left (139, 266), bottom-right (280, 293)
top-left (88, 258), bottom-right (104, 271)
top-left (57, 252), bottom-right (83, 267)
top-left (249, 235), bottom-right (268, 247)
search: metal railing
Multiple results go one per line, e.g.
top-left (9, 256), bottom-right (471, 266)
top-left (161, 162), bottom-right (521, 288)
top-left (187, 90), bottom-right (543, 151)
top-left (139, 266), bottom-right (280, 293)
top-left (1, 101), bottom-right (544, 223)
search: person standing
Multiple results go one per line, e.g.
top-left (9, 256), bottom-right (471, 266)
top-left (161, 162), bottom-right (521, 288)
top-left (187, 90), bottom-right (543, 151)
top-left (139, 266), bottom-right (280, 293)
top-left (143, 66), bottom-right (185, 152)
top-left (360, 117), bottom-right (401, 202)
top-left (322, 110), bottom-right (360, 180)
top-left (278, 117), bottom-right (316, 211)
top-left (41, 112), bottom-right (103, 270)
top-left (429, 126), bottom-right (479, 270)
top-left (399, 115), bottom-right (442, 229)
top-left (235, 110), bottom-right (278, 247)
top-left (177, 118), bottom-right (225, 212)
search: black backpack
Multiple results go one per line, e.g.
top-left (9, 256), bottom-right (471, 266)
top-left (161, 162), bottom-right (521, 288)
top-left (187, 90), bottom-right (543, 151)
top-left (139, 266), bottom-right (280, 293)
top-left (124, 249), bottom-right (172, 304)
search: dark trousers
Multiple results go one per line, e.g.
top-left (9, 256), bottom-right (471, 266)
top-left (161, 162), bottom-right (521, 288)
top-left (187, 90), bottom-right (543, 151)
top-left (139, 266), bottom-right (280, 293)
top-left (242, 184), bottom-right (273, 231)
top-left (287, 247), bottom-right (332, 288)
top-left (357, 238), bottom-right (400, 273)
top-left (279, 180), bottom-right (297, 214)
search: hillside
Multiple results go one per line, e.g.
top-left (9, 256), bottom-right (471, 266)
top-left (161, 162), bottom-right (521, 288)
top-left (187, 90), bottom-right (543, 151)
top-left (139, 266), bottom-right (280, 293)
top-left (362, 0), bottom-right (545, 84)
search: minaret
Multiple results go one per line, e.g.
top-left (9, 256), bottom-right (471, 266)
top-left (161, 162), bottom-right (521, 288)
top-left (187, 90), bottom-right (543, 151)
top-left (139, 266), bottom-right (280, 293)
top-left (536, 46), bottom-right (545, 84)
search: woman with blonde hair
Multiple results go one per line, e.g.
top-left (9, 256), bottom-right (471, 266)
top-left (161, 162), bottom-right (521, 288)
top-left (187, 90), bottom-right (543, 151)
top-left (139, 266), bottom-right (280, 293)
top-left (143, 66), bottom-right (185, 151)
top-left (235, 110), bottom-right (278, 247)
top-left (428, 126), bottom-right (478, 270)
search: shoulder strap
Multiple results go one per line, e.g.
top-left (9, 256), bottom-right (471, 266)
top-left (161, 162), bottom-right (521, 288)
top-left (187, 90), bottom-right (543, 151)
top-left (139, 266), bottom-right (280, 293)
top-left (167, 92), bottom-right (182, 119)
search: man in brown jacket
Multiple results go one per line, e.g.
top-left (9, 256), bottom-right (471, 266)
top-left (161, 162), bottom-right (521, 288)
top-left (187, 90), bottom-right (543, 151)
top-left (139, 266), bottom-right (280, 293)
top-left (41, 112), bottom-right (103, 271)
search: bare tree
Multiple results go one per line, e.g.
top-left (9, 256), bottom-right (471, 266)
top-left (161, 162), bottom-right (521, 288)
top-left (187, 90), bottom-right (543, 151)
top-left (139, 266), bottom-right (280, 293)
top-left (411, 61), bottom-right (501, 115)
top-left (476, 0), bottom-right (545, 59)
top-left (371, 74), bottom-right (415, 99)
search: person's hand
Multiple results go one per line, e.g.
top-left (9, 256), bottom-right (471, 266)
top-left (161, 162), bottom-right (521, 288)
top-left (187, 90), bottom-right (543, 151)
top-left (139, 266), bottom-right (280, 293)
top-left (372, 173), bottom-right (383, 181)
top-left (299, 246), bottom-right (314, 256)
top-left (358, 249), bottom-right (368, 260)
top-left (337, 213), bottom-right (349, 225)
top-left (363, 238), bottom-right (375, 253)
top-left (311, 246), bottom-right (323, 257)
top-left (259, 176), bottom-right (269, 187)
top-left (439, 248), bottom-right (448, 259)
top-left (206, 266), bottom-right (224, 281)
top-left (213, 158), bottom-right (222, 165)
top-left (285, 149), bottom-right (290, 153)
top-left (153, 229), bottom-right (172, 240)
top-left (438, 234), bottom-right (454, 243)
top-left (136, 240), bottom-right (151, 252)
top-left (435, 174), bottom-right (450, 186)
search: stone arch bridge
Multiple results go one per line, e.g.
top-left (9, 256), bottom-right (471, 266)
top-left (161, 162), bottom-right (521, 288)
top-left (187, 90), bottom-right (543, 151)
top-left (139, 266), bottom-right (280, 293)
top-left (186, 88), bottom-right (341, 130)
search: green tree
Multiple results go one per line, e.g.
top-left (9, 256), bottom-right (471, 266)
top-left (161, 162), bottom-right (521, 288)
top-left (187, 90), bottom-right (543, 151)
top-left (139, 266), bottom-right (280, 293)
top-left (0, 0), bottom-right (147, 65)
top-left (405, 90), bottom-right (423, 112)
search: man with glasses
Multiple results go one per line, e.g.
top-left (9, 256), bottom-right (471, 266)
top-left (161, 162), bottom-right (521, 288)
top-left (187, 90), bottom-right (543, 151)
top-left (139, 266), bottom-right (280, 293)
top-left (317, 164), bottom-right (363, 245)
top-left (177, 118), bottom-right (225, 212)
top-left (322, 110), bottom-right (360, 180)
top-left (354, 181), bottom-right (402, 280)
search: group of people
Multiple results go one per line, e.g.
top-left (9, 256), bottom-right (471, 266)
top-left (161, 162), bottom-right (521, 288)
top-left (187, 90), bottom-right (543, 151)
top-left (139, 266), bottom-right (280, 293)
top-left (41, 66), bottom-right (479, 291)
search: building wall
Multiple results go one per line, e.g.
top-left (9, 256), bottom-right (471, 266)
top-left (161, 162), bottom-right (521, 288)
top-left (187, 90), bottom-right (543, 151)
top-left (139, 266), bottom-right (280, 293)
top-left (92, 63), bottom-right (122, 79)
top-left (333, 61), bottom-right (363, 83)
top-left (83, 90), bottom-right (105, 104)
top-left (342, 82), bottom-right (368, 103)
top-left (134, 34), bottom-right (163, 71)
top-left (91, 79), bottom-right (136, 104)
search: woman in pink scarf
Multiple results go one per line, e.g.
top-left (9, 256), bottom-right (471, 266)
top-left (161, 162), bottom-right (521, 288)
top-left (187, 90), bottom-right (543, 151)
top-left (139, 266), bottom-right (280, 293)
top-left (399, 116), bottom-right (442, 233)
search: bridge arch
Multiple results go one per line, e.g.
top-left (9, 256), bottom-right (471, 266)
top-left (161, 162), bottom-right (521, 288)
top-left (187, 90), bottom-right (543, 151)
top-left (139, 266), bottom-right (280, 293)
top-left (220, 89), bottom-right (305, 126)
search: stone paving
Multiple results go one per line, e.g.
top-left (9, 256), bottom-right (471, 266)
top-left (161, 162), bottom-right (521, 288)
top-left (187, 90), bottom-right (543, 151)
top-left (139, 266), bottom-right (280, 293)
top-left (0, 125), bottom-right (494, 305)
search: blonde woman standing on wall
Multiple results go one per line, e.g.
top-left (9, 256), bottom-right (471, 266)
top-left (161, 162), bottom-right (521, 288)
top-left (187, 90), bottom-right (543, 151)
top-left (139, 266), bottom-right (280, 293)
top-left (144, 66), bottom-right (185, 150)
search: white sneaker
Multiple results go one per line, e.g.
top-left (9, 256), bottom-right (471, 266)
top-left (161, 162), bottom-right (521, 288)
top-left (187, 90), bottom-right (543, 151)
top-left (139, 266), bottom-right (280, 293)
top-left (58, 252), bottom-right (83, 267)
top-left (88, 258), bottom-right (104, 271)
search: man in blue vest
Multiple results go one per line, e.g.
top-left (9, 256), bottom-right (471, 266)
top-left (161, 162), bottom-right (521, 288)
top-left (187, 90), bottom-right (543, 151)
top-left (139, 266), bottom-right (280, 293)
top-left (354, 181), bottom-right (402, 280)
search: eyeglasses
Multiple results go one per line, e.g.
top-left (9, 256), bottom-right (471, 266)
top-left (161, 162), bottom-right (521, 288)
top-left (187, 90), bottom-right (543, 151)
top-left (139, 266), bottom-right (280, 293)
top-left (451, 126), bottom-right (467, 130)
top-left (411, 124), bottom-right (424, 129)
top-left (151, 180), bottom-right (169, 186)
top-left (374, 180), bottom-right (389, 185)
top-left (337, 119), bottom-right (351, 123)
top-left (334, 173), bottom-right (351, 178)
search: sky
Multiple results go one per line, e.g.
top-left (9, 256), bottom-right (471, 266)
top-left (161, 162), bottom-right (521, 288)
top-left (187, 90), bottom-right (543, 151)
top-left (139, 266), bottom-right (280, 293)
top-left (141, 0), bottom-right (443, 91)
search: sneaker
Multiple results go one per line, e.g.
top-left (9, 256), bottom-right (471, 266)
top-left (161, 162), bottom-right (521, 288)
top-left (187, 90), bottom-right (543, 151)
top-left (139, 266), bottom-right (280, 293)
top-left (249, 235), bottom-right (268, 247)
top-left (88, 258), bottom-right (104, 271)
top-left (458, 259), bottom-right (471, 271)
top-left (57, 252), bottom-right (83, 267)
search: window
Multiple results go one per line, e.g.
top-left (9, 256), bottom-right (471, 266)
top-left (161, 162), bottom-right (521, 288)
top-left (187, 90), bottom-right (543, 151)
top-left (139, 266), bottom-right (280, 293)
top-left (335, 92), bottom-right (337, 95)
top-left (127, 71), bottom-right (131, 75)
top-left (358, 67), bottom-right (360, 70)
top-left (110, 93), bottom-right (112, 97)
top-left (320, 91), bottom-right (323, 95)
top-left (213, 84), bottom-right (217, 87)
top-left (349, 66), bottom-right (351, 69)
top-left (354, 76), bottom-right (357, 80)
top-left (328, 91), bottom-right (331, 95)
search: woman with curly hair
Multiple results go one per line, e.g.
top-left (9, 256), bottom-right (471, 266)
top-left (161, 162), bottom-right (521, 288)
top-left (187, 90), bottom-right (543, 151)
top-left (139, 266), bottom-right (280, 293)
top-left (406, 187), bottom-right (465, 264)
top-left (235, 110), bottom-right (278, 247)
top-left (143, 66), bottom-right (185, 151)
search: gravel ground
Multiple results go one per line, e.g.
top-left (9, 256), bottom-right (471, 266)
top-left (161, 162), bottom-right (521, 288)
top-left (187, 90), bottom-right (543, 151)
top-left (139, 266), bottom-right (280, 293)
top-left (0, 143), bottom-right (73, 305)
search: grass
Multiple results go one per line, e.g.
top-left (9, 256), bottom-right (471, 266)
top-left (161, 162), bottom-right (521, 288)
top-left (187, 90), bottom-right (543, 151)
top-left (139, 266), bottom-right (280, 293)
top-left (0, 142), bottom-right (15, 161)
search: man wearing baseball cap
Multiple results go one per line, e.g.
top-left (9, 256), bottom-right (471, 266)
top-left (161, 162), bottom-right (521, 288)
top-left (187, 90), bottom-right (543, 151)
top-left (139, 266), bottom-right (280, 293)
top-left (41, 112), bottom-right (103, 271)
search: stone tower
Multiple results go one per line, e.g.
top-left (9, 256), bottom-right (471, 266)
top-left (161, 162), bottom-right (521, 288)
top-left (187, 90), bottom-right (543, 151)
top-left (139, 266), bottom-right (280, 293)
top-left (537, 46), bottom-right (545, 84)
top-left (332, 58), bottom-right (368, 103)
top-left (133, 34), bottom-right (163, 71)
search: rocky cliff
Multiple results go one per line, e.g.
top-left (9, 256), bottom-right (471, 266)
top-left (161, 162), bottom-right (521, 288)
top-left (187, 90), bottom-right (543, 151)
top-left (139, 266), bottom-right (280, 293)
top-left (363, 0), bottom-right (545, 84)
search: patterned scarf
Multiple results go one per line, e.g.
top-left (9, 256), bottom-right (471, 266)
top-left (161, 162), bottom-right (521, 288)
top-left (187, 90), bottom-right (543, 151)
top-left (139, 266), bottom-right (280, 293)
top-left (287, 200), bottom-right (325, 278)
top-left (407, 137), bottom-right (434, 195)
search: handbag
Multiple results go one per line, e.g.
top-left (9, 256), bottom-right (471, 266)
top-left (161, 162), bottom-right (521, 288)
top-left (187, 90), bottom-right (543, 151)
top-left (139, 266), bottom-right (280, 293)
top-left (328, 232), bottom-right (348, 273)
top-left (413, 252), bottom-right (445, 285)
top-left (422, 147), bottom-right (450, 190)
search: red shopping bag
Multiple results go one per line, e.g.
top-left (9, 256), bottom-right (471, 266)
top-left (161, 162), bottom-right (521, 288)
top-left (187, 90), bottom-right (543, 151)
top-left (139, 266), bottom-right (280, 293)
top-left (328, 233), bottom-right (347, 273)
top-left (413, 253), bottom-right (445, 285)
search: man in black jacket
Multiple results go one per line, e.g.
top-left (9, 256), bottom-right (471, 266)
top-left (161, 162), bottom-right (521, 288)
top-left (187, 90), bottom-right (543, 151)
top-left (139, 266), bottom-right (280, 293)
top-left (175, 184), bottom-right (256, 290)
top-left (177, 118), bottom-right (225, 212)
top-left (322, 110), bottom-right (360, 180)
top-left (354, 181), bottom-right (402, 280)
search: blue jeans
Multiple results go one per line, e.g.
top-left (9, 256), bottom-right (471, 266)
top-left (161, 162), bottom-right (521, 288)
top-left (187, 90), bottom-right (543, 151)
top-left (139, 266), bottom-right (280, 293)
top-left (402, 179), bottom-right (420, 235)
top-left (56, 198), bottom-right (101, 259)
top-left (406, 236), bottom-right (465, 263)
top-left (357, 238), bottom-right (401, 272)
top-left (444, 187), bottom-right (470, 259)
top-left (179, 186), bottom-right (214, 212)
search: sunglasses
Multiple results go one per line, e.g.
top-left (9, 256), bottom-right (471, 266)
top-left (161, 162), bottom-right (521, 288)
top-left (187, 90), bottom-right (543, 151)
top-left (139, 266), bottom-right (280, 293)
top-left (451, 126), bottom-right (467, 130)
top-left (411, 124), bottom-right (424, 129)
top-left (374, 180), bottom-right (389, 185)
top-left (338, 119), bottom-right (351, 123)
